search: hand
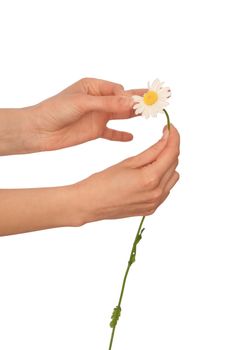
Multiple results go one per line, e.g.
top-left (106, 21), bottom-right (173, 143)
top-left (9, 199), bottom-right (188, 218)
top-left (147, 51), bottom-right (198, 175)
top-left (67, 125), bottom-right (180, 226)
top-left (0, 125), bottom-right (179, 235)
top-left (31, 77), bottom-right (147, 151)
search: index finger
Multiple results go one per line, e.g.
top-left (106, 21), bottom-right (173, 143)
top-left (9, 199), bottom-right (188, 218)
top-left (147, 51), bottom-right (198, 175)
top-left (124, 88), bottom-right (148, 96)
top-left (148, 125), bottom-right (180, 179)
top-left (60, 78), bottom-right (125, 97)
top-left (109, 88), bottom-right (148, 119)
top-left (80, 77), bottom-right (125, 96)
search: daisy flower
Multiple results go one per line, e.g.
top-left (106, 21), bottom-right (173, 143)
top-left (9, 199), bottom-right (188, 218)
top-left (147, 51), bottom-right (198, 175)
top-left (132, 79), bottom-right (171, 118)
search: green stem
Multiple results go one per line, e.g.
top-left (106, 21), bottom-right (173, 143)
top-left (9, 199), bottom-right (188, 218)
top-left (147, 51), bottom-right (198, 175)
top-left (118, 215), bottom-right (145, 307)
top-left (108, 216), bottom-right (145, 350)
top-left (108, 110), bottom-right (171, 350)
top-left (163, 108), bottom-right (171, 131)
top-left (108, 325), bottom-right (116, 350)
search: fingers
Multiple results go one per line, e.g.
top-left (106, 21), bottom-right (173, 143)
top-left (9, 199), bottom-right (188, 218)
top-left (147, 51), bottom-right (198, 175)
top-left (164, 171), bottom-right (180, 194)
top-left (61, 80), bottom-right (148, 121)
top-left (102, 127), bottom-right (133, 142)
top-left (79, 77), bottom-right (125, 96)
top-left (60, 79), bottom-right (147, 101)
top-left (124, 88), bottom-right (148, 96)
top-left (59, 77), bottom-right (124, 97)
top-left (143, 125), bottom-right (180, 181)
top-left (155, 125), bottom-right (180, 174)
top-left (74, 93), bottom-right (134, 114)
top-left (159, 160), bottom-right (179, 189)
top-left (80, 78), bottom-right (148, 96)
top-left (127, 128), bottom-right (169, 168)
top-left (109, 88), bottom-right (148, 120)
top-left (148, 171), bottom-right (179, 213)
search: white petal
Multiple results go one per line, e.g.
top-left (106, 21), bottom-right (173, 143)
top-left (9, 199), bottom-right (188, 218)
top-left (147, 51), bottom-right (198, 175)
top-left (156, 103), bottom-right (167, 113)
top-left (133, 102), bottom-right (143, 110)
top-left (159, 87), bottom-right (171, 98)
top-left (157, 94), bottom-right (169, 102)
top-left (151, 104), bottom-right (165, 114)
top-left (132, 95), bottom-right (143, 103)
top-left (158, 81), bottom-right (165, 90)
top-left (135, 106), bottom-right (145, 115)
top-left (156, 81), bottom-right (162, 91)
top-left (148, 107), bottom-right (155, 117)
top-left (151, 79), bottom-right (160, 90)
top-left (142, 108), bottom-right (150, 118)
top-left (152, 107), bottom-right (162, 114)
top-left (160, 100), bottom-right (169, 107)
top-left (135, 106), bottom-right (145, 114)
top-left (158, 97), bottom-right (169, 103)
top-left (134, 108), bottom-right (140, 115)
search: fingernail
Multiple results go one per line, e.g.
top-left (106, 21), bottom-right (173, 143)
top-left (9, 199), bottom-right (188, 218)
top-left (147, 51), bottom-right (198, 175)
top-left (162, 129), bottom-right (169, 140)
top-left (120, 96), bottom-right (134, 108)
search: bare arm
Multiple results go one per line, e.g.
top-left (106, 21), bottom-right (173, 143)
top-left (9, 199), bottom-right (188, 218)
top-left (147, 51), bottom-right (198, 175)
top-left (0, 126), bottom-right (180, 236)
top-left (0, 78), bottom-right (142, 156)
top-left (0, 107), bottom-right (41, 155)
top-left (0, 185), bottom-right (77, 236)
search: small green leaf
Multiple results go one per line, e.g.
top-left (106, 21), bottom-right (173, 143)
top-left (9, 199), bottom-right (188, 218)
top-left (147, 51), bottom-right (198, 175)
top-left (110, 306), bottom-right (121, 328)
top-left (136, 234), bottom-right (142, 244)
top-left (129, 254), bottom-right (136, 265)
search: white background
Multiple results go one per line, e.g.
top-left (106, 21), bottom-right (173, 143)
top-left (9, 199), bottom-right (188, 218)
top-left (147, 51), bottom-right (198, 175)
top-left (0, 0), bottom-right (232, 349)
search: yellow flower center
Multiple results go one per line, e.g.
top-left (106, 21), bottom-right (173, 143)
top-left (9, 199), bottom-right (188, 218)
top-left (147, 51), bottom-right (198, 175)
top-left (143, 90), bottom-right (158, 105)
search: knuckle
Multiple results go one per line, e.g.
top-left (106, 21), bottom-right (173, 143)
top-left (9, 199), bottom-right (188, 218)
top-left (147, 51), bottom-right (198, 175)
top-left (145, 206), bottom-right (156, 216)
top-left (173, 148), bottom-right (180, 159)
top-left (80, 77), bottom-right (92, 83)
top-left (116, 83), bottom-right (124, 91)
top-left (102, 97), bottom-right (110, 109)
top-left (153, 186), bottom-right (164, 199)
top-left (172, 159), bottom-right (179, 170)
top-left (146, 188), bottom-right (162, 204)
top-left (141, 168), bottom-right (160, 189)
top-left (153, 167), bottom-right (163, 182)
top-left (162, 191), bottom-right (170, 202)
top-left (123, 156), bottom-right (137, 168)
top-left (74, 94), bottom-right (88, 112)
top-left (117, 96), bottom-right (125, 103)
top-left (152, 140), bottom-right (165, 154)
top-left (117, 95), bottom-right (129, 107)
top-left (145, 193), bottom-right (154, 204)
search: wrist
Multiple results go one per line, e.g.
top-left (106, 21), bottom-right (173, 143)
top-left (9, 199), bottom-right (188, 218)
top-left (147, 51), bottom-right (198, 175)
top-left (42, 184), bottom-right (88, 229)
top-left (64, 183), bottom-right (91, 227)
top-left (0, 105), bottom-right (43, 155)
top-left (20, 104), bottom-right (45, 154)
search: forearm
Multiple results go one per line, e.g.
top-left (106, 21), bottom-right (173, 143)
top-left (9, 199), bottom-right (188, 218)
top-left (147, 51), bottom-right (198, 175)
top-left (0, 107), bottom-right (41, 155)
top-left (0, 185), bottom-right (82, 236)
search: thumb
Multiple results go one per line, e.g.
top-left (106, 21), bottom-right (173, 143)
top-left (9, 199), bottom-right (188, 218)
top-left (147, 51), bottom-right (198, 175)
top-left (74, 93), bottom-right (134, 114)
top-left (129, 128), bottom-right (169, 168)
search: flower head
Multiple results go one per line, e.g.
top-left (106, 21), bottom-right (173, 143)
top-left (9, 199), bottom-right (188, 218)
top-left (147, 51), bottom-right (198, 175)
top-left (132, 79), bottom-right (171, 118)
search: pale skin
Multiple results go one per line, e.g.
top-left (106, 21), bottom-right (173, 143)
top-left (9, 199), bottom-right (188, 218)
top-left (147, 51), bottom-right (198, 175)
top-left (0, 77), bottom-right (180, 236)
